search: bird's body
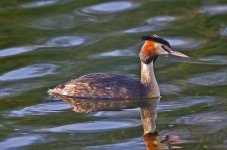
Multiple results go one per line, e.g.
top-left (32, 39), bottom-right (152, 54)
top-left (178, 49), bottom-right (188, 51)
top-left (49, 73), bottom-right (147, 99)
top-left (48, 35), bottom-right (189, 100)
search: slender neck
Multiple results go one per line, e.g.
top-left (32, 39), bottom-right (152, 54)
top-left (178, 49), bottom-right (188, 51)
top-left (141, 62), bottom-right (160, 98)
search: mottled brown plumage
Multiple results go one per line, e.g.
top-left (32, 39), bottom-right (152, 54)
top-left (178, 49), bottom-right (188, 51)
top-left (49, 73), bottom-right (147, 99)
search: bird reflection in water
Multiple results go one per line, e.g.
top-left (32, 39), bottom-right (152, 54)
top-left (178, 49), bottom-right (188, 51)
top-left (53, 94), bottom-right (181, 150)
top-left (144, 132), bottom-right (182, 150)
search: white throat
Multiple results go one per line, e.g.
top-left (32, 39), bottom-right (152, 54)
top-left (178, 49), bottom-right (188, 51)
top-left (154, 42), bottom-right (168, 55)
top-left (141, 62), bottom-right (160, 97)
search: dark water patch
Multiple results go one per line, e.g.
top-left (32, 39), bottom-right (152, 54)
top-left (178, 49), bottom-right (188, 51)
top-left (26, 12), bottom-right (97, 30)
top-left (199, 4), bottom-right (227, 16)
top-left (117, 64), bottom-right (138, 71)
top-left (0, 6), bottom-right (12, 13)
top-left (158, 96), bottom-right (216, 112)
top-left (45, 36), bottom-right (85, 47)
top-left (159, 84), bottom-right (181, 95)
top-left (36, 119), bottom-right (140, 133)
top-left (91, 49), bottom-right (135, 58)
top-left (123, 26), bottom-right (157, 33)
top-left (82, 1), bottom-right (139, 14)
top-left (7, 102), bottom-right (70, 117)
top-left (123, 16), bottom-right (175, 33)
top-left (0, 64), bottom-right (58, 81)
top-left (185, 69), bottom-right (227, 86)
top-left (0, 46), bottom-right (40, 57)
top-left (185, 56), bottom-right (227, 65)
top-left (25, 15), bottom-right (77, 30)
top-left (0, 135), bottom-right (44, 150)
top-left (212, 144), bottom-right (227, 150)
top-left (200, 56), bottom-right (227, 65)
top-left (176, 111), bottom-right (227, 130)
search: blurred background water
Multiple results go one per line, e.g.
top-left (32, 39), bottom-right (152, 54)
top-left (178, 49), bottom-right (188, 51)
top-left (0, 0), bottom-right (227, 149)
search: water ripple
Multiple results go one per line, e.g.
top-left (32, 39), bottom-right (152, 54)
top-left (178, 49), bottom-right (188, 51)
top-left (117, 64), bottom-right (138, 71)
top-left (124, 16), bottom-right (175, 33)
top-left (176, 112), bottom-right (227, 126)
top-left (220, 26), bottom-right (227, 37)
top-left (37, 119), bottom-right (140, 133)
top-left (186, 70), bottom-right (227, 86)
top-left (0, 135), bottom-right (43, 150)
top-left (0, 87), bottom-right (13, 98)
top-left (46, 36), bottom-right (85, 47)
top-left (26, 15), bottom-right (76, 30)
top-left (7, 102), bottom-right (70, 117)
top-left (26, 13), bottom-right (96, 30)
top-left (0, 64), bottom-right (58, 81)
top-left (199, 55), bottom-right (227, 65)
top-left (124, 26), bottom-right (156, 33)
top-left (158, 96), bottom-right (216, 112)
top-left (91, 49), bottom-right (135, 58)
top-left (0, 36), bottom-right (85, 57)
top-left (146, 16), bottom-right (175, 24)
top-left (92, 109), bottom-right (140, 118)
top-left (82, 1), bottom-right (139, 14)
top-left (21, 0), bottom-right (57, 8)
top-left (159, 84), bottom-right (181, 95)
top-left (188, 56), bottom-right (227, 65)
top-left (0, 83), bottom-right (44, 99)
top-left (21, 0), bottom-right (71, 9)
top-left (165, 37), bottom-right (200, 50)
top-left (0, 46), bottom-right (39, 58)
top-left (83, 138), bottom-right (144, 150)
top-left (199, 4), bottom-right (227, 16)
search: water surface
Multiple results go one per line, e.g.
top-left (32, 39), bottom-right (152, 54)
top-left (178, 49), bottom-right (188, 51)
top-left (0, 0), bottom-right (227, 150)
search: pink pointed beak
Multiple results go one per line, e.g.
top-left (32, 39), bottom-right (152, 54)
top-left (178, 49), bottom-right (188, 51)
top-left (163, 45), bottom-right (190, 58)
top-left (169, 49), bottom-right (189, 58)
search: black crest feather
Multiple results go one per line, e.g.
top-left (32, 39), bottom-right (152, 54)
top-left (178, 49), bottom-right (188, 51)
top-left (142, 35), bottom-right (171, 48)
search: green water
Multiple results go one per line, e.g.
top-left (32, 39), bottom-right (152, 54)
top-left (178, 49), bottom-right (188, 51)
top-left (0, 0), bottom-right (227, 149)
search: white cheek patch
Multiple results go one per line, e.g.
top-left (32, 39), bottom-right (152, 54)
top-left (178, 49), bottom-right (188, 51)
top-left (154, 43), bottom-right (169, 55)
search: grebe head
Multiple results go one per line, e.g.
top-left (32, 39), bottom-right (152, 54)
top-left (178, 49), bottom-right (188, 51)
top-left (140, 35), bottom-right (189, 64)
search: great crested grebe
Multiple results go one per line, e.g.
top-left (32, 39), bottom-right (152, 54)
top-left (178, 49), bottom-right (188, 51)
top-left (48, 35), bottom-right (189, 99)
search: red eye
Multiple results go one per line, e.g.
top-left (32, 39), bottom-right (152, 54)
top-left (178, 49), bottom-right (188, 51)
top-left (161, 45), bottom-right (170, 52)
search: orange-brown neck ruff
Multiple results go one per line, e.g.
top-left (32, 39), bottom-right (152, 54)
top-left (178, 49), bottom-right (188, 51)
top-left (142, 41), bottom-right (155, 54)
top-left (140, 41), bottom-right (158, 64)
